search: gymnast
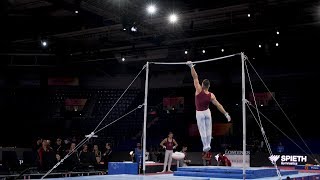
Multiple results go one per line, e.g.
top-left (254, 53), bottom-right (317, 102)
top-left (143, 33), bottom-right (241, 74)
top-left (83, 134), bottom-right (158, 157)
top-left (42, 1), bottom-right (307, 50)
top-left (186, 61), bottom-right (231, 152)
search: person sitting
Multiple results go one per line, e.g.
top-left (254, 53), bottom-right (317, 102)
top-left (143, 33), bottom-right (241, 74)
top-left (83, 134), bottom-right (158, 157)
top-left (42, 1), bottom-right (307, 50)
top-left (177, 146), bottom-right (191, 167)
top-left (79, 144), bottom-right (96, 168)
top-left (102, 143), bottom-right (112, 170)
top-left (64, 142), bottom-right (80, 171)
top-left (217, 152), bottom-right (232, 166)
top-left (93, 144), bottom-right (101, 164)
top-left (202, 151), bottom-right (212, 166)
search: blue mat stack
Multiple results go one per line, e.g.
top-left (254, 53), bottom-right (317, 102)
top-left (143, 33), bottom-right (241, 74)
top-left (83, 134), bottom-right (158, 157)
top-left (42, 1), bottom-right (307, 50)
top-left (174, 166), bottom-right (299, 179)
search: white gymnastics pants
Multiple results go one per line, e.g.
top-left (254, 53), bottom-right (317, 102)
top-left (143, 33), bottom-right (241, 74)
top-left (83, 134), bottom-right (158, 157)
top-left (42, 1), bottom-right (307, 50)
top-left (196, 109), bottom-right (212, 150)
top-left (163, 150), bottom-right (173, 171)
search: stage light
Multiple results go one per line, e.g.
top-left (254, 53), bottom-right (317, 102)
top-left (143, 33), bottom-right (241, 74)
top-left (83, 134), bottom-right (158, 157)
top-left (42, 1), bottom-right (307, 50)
top-left (131, 26), bottom-right (137, 32)
top-left (130, 22), bottom-right (137, 32)
top-left (276, 31), bottom-right (279, 35)
top-left (221, 48), bottom-right (224, 52)
top-left (276, 43), bottom-right (279, 47)
top-left (184, 50), bottom-right (188, 54)
top-left (147, 4), bottom-right (157, 15)
top-left (247, 13), bottom-right (251, 17)
top-left (122, 57), bottom-right (125, 61)
top-left (41, 41), bottom-right (47, 47)
top-left (168, 13), bottom-right (178, 23)
top-left (258, 44), bottom-right (262, 48)
top-left (202, 49), bottom-right (206, 54)
top-left (75, 10), bottom-right (79, 14)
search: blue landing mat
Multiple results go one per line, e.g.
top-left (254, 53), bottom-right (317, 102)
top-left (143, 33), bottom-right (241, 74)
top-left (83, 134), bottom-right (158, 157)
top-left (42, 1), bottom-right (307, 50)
top-left (43, 173), bottom-right (320, 180)
top-left (45, 174), bottom-right (210, 180)
top-left (174, 166), bottom-right (299, 179)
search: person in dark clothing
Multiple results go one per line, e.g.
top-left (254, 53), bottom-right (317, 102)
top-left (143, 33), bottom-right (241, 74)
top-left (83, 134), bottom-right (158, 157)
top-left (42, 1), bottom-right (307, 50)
top-left (79, 144), bottom-right (96, 168)
top-left (38, 140), bottom-right (56, 171)
top-left (33, 137), bottom-right (42, 152)
top-left (53, 138), bottom-right (65, 161)
top-left (64, 142), bottom-right (80, 171)
top-left (102, 143), bottom-right (112, 169)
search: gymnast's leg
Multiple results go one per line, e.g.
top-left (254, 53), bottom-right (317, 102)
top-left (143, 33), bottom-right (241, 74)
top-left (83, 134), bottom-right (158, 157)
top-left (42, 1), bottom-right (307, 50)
top-left (204, 109), bottom-right (212, 152)
top-left (162, 150), bottom-right (170, 172)
top-left (196, 111), bottom-right (208, 151)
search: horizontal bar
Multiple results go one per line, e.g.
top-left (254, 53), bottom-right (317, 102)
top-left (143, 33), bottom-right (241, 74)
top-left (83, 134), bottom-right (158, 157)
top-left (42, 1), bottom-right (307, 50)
top-left (150, 53), bottom-right (240, 65)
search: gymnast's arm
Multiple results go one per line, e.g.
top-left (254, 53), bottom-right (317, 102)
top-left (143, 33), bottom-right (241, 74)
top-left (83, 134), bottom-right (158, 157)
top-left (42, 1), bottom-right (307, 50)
top-left (173, 139), bottom-right (178, 149)
top-left (211, 93), bottom-right (228, 115)
top-left (187, 61), bottom-right (202, 93)
top-left (160, 139), bottom-right (167, 149)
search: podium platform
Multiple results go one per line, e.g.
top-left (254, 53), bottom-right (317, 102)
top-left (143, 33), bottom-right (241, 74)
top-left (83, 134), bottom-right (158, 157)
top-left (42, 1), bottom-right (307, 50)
top-left (145, 162), bottom-right (177, 173)
top-left (108, 162), bottom-right (177, 174)
top-left (108, 162), bottom-right (138, 175)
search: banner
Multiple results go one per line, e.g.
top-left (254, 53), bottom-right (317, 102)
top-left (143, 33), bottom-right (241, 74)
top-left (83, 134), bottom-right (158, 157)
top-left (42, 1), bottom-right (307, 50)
top-left (65, 99), bottom-right (87, 111)
top-left (188, 123), bottom-right (232, 137)
top-left (188, 123), bottom-right (199, 136)
top-left (213, 123), bottom-right (232, 136)
top-left (225, 150), bottom-right (250, 167)
top-left (48, 77), bottom-right (79, 86)
top-left (248, 92), bottom-right (274, 106)
top-left (163, 97), bottom-right (184, 113)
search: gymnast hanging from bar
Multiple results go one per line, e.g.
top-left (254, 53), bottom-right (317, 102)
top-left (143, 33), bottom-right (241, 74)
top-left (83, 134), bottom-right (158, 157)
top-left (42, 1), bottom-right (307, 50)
top-left (186, 61), bottom-right (231, 152)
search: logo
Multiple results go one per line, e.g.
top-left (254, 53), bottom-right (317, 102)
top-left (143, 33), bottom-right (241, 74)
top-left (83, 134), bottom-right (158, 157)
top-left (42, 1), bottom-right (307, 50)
top-left (225, 151), bottom-right (250, 167)
top-left (225, 150), bottom-right (250, 155)
top-left (269, 155), bottom-right (280, 163)
top-left (280, 155), bottom-right (307, 165)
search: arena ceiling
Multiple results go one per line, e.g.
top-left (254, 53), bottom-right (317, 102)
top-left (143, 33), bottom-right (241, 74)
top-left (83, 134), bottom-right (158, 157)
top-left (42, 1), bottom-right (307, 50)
top-left (0, 0), bottom-right (319, 70)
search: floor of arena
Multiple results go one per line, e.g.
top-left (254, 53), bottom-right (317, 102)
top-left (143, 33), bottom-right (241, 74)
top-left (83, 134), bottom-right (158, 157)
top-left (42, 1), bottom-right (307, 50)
top-left (43, 166), bottom-right (320, 180)
top-left (44, 173), bottom-right (320, 180)
top-left (2, 166), bottom-right (319, 179)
